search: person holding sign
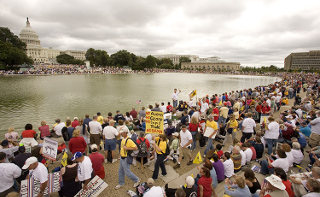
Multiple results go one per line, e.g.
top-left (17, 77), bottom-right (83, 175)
top-left (152, 134), bottom-right (168, 180)
top-left (23, 156), bottom-right (48, 197)
top-left (174, 125), bottom-right (193, 169)
top-left (204, 115), bottom-right (218, 157)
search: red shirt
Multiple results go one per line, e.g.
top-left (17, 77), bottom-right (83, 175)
top-left (68, 136), bottom-right (87, 154)
top-left (261, 105), bottom-right (270, 114)
top-left (212, 108), bottom-right (219, 121)
top-left (130, 110), bottom-right (138, 119)
top-left (217, 150), bottom-right (223, 159)
top-left (189, 123), bottom-right (199, 132)
top-left (197, 176), bottom-right (212, 197)
top-left (38, 125), bottom-right (50, 138)
top-left (22, 130), bottom-right (36, 138)
top-left (283, 180), bottom-right (294, 197)
top-left (89, 152), bottom-right (105, 172)
top-left (256, 105), bottom-right (262, 113)
top-left (166, 105), bottom-right (173, 112)
top-left (71, 120), bottom-right (79, 128)
top-left (250, 147), bottom-right (256, 160)
top-left (136, 137), bottom-right (150, 150)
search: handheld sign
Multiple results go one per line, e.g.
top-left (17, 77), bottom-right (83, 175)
top-left (145, 111), bottom-right (164, 134)
top-left (75, 175), bottom-right (108, 197)
top-left (42, 137), bottom-right (58, 161)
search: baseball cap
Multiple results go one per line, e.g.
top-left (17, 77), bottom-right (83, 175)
top-left (22, 156), bottom-right (38, 169)
top-left (186, 176), bottom-right (195, 187)
top-left (71, 152), bottom-right (83, 161)
top-left (90, 144), bottom-right (98, 150)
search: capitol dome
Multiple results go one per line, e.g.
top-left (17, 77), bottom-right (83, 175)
top-left (19, 18), bottom-right (41, 49)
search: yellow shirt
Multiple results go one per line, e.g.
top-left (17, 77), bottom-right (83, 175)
top-left (120, 137), bottom-right (136, 157)
top-left (220, 107), bottom-right (229, 118)
top-left (155, 137), bottom-right (167, 154)
top-left (206, 120), bottom-right (218, 130)
top-left (228, 119), bottom-right (238, 132)
top-left (97, 115), bottom-right (104, 125)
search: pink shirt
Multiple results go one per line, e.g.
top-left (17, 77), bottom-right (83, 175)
top-left (38, 125), bottom-right (50, 138)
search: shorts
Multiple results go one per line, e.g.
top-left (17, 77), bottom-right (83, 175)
top-left (104, 139), bottom-right (116, 150)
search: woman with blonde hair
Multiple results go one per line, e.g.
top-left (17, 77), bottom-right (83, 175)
top-left (5, 127), bottom-right (19, 146)
top-left (68, 129), bottom-right (87, 154)
top-left (189, 115), bottom-right (199, 150)
top-left (224, 175), bottom-right (251, 197)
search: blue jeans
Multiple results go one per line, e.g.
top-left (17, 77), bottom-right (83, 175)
top-left (260, 160), bottom-right (274, 175)
top-left (309, 153), bottom-right (320, 165)
top-left (118, 158), bottom-right (139, 185)
top-left (204, 137), bottom-right (214, 155)
top-left (218, 116), bottom-right (227, 126)
top-left (173, 100), bottom-right (178, 108)
top-left (265, 138), bottom-right (277, 155)
top-left (152, 154), bottom-right (167, 179)
top-left (191, 131), bottom-right (197, 150)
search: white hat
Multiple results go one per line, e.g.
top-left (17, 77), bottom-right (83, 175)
top-left (265, 175), bottom-right (286, 190)
top-left (74, 117), bottom-right (79, 120)
top-left (90, 144), bottom-right (98, 150)
top-left (22, 156), bottom-right (38, 169)
top-left (172, 132), bottom-right (179, 137)
top-left (186, 176), bottom-right (195, 187)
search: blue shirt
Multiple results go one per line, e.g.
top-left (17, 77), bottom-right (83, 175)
top-left (224, 185), bottom-right (251, 197)
top-left (299, 126), bottom-right (311, 137)
top-left (210, 168), bottom-right (218, 188)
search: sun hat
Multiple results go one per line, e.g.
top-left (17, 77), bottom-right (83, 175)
top-left (186, 176), bottom-right (195, 187)
top-left (22, 156), bottom-right (38, 169)
top-left (90, 144), bottom-right (98, 150)
top-left (172, 132), bottom-right (179, 137)
top-left (147, 178), bottom-right (154, 186)
top-left (71, 152), bottom-right (83, 161)
top-left (265, 174), bottom-right (286, 190)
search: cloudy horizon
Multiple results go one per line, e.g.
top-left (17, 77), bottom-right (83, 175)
top-left (1, 0), bottom-right (320, 67)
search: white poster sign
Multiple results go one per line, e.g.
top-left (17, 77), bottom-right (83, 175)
top-left (42, 137), bottom-right (58, 160)
top-left (75, 176), bottom-right (108, 197)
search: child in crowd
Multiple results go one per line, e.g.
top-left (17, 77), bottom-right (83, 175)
top-left (216, 144), bottom-right (223, 159)
top-left (166, 132), bottom-right (179, 163)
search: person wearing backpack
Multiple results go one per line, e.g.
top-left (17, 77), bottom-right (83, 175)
top-left (152, 134), bottom-right (168, 180)
top-left (115, 129), bottom-right (140, 190)
top-left (136, 132), bottom-right (150, 170)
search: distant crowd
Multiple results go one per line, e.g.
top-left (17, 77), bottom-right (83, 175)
top-left (1, 72), bottom-right (320, 197)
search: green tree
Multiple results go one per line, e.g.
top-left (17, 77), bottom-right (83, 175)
top-left (0, 27), bottom-right (33, 68)
top-left (178, 56), bottom-right (191, 69)
top-left (85, 48), bottom-right (109, 66)
top-left (109, 50), bottom-right (133, 67)
top-left (145, 55), bottom-right (157, 68)
top-left (132, 56), bottom-right (146, 70)
top-left (56, 54), bottom-right (84, 65)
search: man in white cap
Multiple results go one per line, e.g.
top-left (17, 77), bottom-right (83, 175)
top-left (72, 151), bottom-right (93, 190)
top-left (0, 152), bottom-right (21, 196)
top-left (259, 174), bottom-right (289, 197)
top-left (115, 129), bottom-right (140, 190)
top-left (23, 156), bottom-right (48, 197)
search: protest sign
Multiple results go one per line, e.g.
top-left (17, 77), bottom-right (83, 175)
top-left (145, 111), bottom-right (164, 134)
top-left (42, 137), bottom-right (58, 160)
top-left (75, 176), bottom-right (108, 197)
top-left (20, 172), bottom-right (60, 197)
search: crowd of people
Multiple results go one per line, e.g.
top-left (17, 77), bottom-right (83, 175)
top-left (1, 72), bottom-right (320, 197)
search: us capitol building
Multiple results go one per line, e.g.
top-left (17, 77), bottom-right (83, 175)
top-left (19, 18), bottom-right (86, 64)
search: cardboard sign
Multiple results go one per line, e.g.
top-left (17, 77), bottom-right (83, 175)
top-left (42, 137), bottom-right (58, 160)
top-left (75, 176), bottom-right (108, 197)
top-left (20, 172), bottom-right (60, 197)
top-left (145, 111), bottom-right (164, 134)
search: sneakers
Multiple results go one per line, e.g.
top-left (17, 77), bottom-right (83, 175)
top-left (133, 179), bottom-right (140, 187)
top-left (112, 159), bottom-right (118, 163)
top-left (114, 185), bottom-right (122, 190)
top-left (187, 160), bottom-right (193, 166)
top-left (173, 164), bottom-right (181, 169)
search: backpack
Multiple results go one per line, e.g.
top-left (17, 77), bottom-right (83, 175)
top-left (137, 138), bottom-right (148, 158)
top-left (157, 139), bottom-right (170, 156)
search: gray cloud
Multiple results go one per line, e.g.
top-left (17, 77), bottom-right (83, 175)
top-left (1, 0), bottom-right (320, 67)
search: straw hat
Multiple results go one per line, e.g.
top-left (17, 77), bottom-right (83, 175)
top-left (265, 175), bottom-right (286, 190)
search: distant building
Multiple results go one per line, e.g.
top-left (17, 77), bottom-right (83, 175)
top-left (19, 18), bottom-right (86, 64)
top-left (284, 50), bottom-right (320, 71)
top-left (181, 56), bottom-right (240, 71)
top-left (153, 54), bottom-right (199, 65)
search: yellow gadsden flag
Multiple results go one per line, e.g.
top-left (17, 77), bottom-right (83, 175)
top-left (189, 90), bottom-right (197, 98)
top-left (61, 151), bottom-right (68, 167)
top-left (193, 151), bottom-right (203, 164)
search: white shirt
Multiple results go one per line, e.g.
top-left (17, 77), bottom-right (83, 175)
top-left (244, 148), bottom-right (253, 163)
top-left (223, 159), bottom-right (234, 178)
top-left (310, 117), bottom-right (320, 135)
top-left (77, 156), bottom-right (93, 182)
top-left (272, 158), bottom-right (289, 172)
top-left (242, 118), bottom-right (256, 133)
top-left (103, 126), bottom-right (119, 139)
top-left (180, 130), bottom-right (192, 147)
top-left (54, 122), bottom-right (66, 136)
top-left (160, 105), bottom-right (166, 113)
top-left (264, 121), bottom-right (280, 139)
top-left (240, 150), bottom-right (246, 166)
top-left (200, 102), bottom-right (209, 113)
top-left (286, 151), bottom-right (294, 167)
top-left (30, 162), bottom-right (48, 184)
top-left (143, 186), bottom-right (165, 197)
top-left (172, 92), bottom-right (179, 101)
top-left (291, 149), bottom-right (304, 164)
top-left (89, 120), bottom-right (102, 134)
top-left (0, 163), bottom-right (21, 192)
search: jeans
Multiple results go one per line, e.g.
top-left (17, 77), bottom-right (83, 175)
top-left (191, 131), bottom-right (197, 150)
top-left (118, 158), bottom-right (139, 185)
top-left (260, 160), bottom-right (274, 175)
top-left (240, 132), bottom-right (252, 143)
top-left (218, 116), bottom-right (227, 126)
top-left (152, 154), bottom-right (167, 179)
top-left (265, 138), bottom-right (277, 155)
top-left (173, 100), bottom-right (178, 108)
top-left (204, 137), bottom-right (214, 155)
top-left (309, 153), bottom-right (320, 165)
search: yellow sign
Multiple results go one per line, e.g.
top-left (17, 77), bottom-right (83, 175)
top-left (145, 111), bottom-right (164, 134)
top-left (189, 90), bottom-right (197, 98)
top-left (193, 151), bottom-right (203, 164)
top-left (61, 152), bottom-right (68, 167)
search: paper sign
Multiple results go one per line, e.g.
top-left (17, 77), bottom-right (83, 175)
top-left (42, 137), bottom-right (58, 160)
top-left (204, 127), bottom-right (217, 139)
top-left (20, 172), bottom-right (60, 197)
top-left (75, 176), bottom-right (108, 197)
top-left (145, 111), bottom-right (164, 134)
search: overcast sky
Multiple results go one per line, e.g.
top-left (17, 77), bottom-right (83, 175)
top-left (1, 0), bottom-right (320, 67)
